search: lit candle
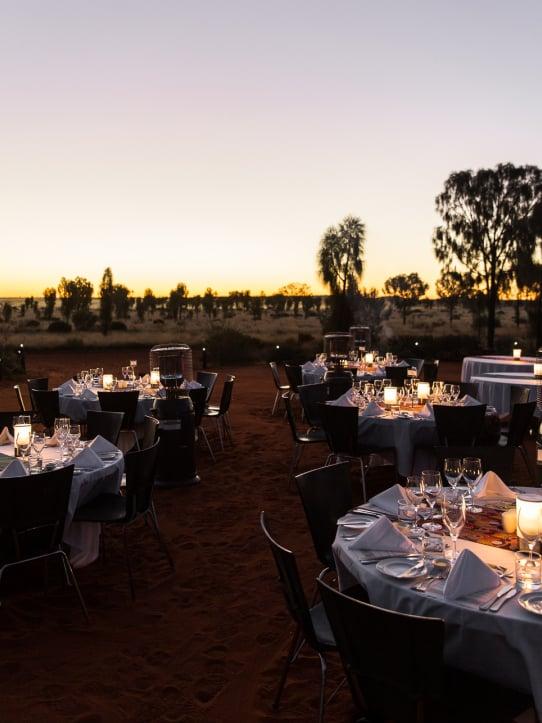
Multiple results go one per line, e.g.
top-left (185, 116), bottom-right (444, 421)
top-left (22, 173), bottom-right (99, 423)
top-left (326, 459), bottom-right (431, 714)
top-left (102, 373), bottom-right (114, 390)
top-left (13, 417), bottom-right (32, 458)
top-left (513, 348), bottom-right (522, 359)
top-left (534, 359), bottom-right (542, 378)
top-left (150, 368), bottom-right (161, 386)
top-left (516, 495), bottom-right (542, 539)
top-left (502, 508), bottom-right (517, 534)
top-left (383, 386), bottom-right (398, 408)
top-left (365, 352), bottom-right (374, 365)
top-left (417, 382), bottom-right (430, 401)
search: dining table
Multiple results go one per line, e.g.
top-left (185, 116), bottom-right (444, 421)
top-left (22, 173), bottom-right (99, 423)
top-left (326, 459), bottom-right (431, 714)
top-left (0, 441), bottom-right (124, 568)
top-left (333, 488), bottom-right (542, 720)
top-left (462, 356), bottom-right (538, 413)
top-left (57, 385), bottom-right (161, 424)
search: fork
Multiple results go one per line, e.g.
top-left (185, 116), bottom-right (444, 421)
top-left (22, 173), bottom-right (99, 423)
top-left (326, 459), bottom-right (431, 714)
top-left (412, 569), bottom-right (449, 592)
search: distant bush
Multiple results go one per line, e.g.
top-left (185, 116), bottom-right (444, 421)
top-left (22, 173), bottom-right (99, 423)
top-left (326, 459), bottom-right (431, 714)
top-left (204, 326), bottom-right (263, 364)
top-left (72, 310), bottom-right (97, 331)
top-left (110, 320), bottom-right (127, 331)
top-left (48, 320), bottom-right (72, 333)
top-left (153, 319), bottom-right (165, 325)
top-left (24, 319), bottom-right (40, 328)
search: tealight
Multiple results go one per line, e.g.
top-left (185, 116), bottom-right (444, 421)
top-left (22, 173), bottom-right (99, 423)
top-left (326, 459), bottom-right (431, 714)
top-left (502, 508), bottom-right (517, 534)
top-left (13, 416), bottom-right (32, 458)
top-left (417, 382), bottom-right (430, 401)
top-left (516, 495), bottom-right (542, 540)
top-left (534, 359), bottom-right (542, 378)
top-left (150, 368), bottom-right (161, 386)
top-left (383, 386), bottom-right (398, 408)
top-left (364, 352), bottom-right (374, 365)
top-left (513, 348), bottom-right (522, 360)
top-left (102, 373), bottom-right (114, 390)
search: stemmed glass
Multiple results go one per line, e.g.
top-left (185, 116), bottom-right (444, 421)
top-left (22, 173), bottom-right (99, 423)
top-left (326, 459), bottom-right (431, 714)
top-left (442, 489), bottom-right (467, 563)
top-left (31, 431), bottom-right (46, 470)
top-left (444, 457), bottom-right (462, 489)
top-left (517, 507), bottom-right (542, 561)
top-left (68, 424), bottom-right (81, 455)
top-left (405, 475), bottom-right (425, 537)
top-left (450, 384), bottom-right (460, 403)
top-left (420, 470), bottom-right (443, 531)
top-left (54, 417), bottom-right (70, 460)
top-left (462, 457), bottom-right (483, 513)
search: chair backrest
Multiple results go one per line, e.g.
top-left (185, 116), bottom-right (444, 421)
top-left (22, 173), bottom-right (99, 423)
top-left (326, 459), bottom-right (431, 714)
top-left (420, 361), bottom-right (439, 383)
top-left (319, 403), bottom-right (359, 457)
top-left (325, 377), bottom-right (353, 400)
top-left (295, 462), bottom-right (353, 567)
top-left (510, 386), bottom-right (531, 407)
top-left (0, 411), bottom-right (23, 434)
top-left (189, 386), bottom-right (208, 427)
top-left (269, 361), bottom-right (287, 391)
top-left (434, 445), bottom-right (516, 485)
top-left (284, 364), bottom-right (303, 394)
top-left (433, 404), bottom-right (487, 446)
top-left (507, 401), bottom-right (536, 447)
top-left (97, 390), bottom-right (139, 428)
top-left (86, 410), bottom-right (124, 445)
top-left (0, 465), bottom-right (74, 559)
top-left (13, 385), bottom-right (26, 412)
top-left (317, 574), bottom-right (444, 720)
top-left (282, 393), bottom-right (302, 443)
top-left (196, 371), bottom-right (218, 403)
top-left (27, 376), bottom-right (48, 393)
top-left (141, 415), bottom-right (159, 449)
top-left (385, 366), bottom-right (408, 386)
top-left (404, 357), bottom-right (424, 376)
top-left (260, 511), bottom-right (321, 651)
top-left (31, 389), bottom-right (60, 429)
top-left (218, 375), bottom-right (235, 415)
top-left (298, 383), bottom-right (327, 428)
top-left (124, 440), bottom-right (160, 519)
top-left (442, 380), bottom-right (479, 399)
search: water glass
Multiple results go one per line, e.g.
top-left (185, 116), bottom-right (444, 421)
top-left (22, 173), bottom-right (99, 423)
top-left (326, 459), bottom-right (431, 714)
top-left (420, 470), bottom-right (443, 531)
top-left (444, 457), bottom-right (462, 489)
top-left (442, 490), bottom-right (466, 563)
top-left (462, 457), bottom-right (482, 513)
top-left (515, 551), bottom-right (542, 590)
top-left (397, 500), bottom-right (417, 530)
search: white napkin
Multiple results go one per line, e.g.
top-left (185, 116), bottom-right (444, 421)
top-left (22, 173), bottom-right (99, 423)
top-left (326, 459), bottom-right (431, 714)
top-left (474, 471), bottom-right (516, 501)
top-left (181, 380), bottom-right (203, 390)
top-left (330, 389), bottom-right (357, 407)
top-left (0, 458), bottom-right (29, 478)
top-left (459, 394), bottom-right (481, 407)
top-left (71, 447), bottom-right (104, 470)
top-left (367, 483), bottom-right (409, 515)
top-left (80, 388), bottom-right (98, 401)
top-left (396, 360), bottom-right (409, 367)
top-left (0, 426), bottom-right (14, 445)
top-left (156, 388), bottom-right (167, 398)
top-left (360, 400), bottom-right (385, 417)
top-left (418, 402), bottom-right (434, 420)
top-left (443, 549), bottom-right (500, 601)
top-left (58, 380), bottom-right (76, 394)
top-left (46, 433), bottom-right (60, 447)
top-left (142, 373), bottom-right (150, 384)
top-left (349, 516), bottom-right (415, 552)
top-left (89, 435), bottom-right (118, 455)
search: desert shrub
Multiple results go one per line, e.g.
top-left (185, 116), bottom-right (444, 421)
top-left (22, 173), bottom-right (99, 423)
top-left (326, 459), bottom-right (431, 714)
top-left (72, 310), bottom-right (97, 331)
top-left (153, 319), bottom-right (165, 325)
top-left (204, 326), bottom-right (263, 364)
top-left (25, 319), bottom-right (40, 328)
top-left (110, 320), bottom-right (127, 331)
top-left (48, 320), bottom-right (72, 333)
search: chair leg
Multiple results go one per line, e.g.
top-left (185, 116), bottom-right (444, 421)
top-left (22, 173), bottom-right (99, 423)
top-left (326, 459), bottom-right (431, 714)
top-left (59, 551), bottom-right (89, 622)
top-left (122, 526), bottom-right (136, 601)
top-left (289, 443), bottom-right (303, 480)
top-left (272, 390), bottom-right (280, 416)
top-left (216, 418), bottom-right (224, 451)
top-left (200, 427), bottom-right (216, 463)
top-left (359, 459), bottom-right (367, 503)
top-left (273, 626), bottom-right (303, 711)
top-left (318, 653), bottom-right (327, 723)
top-left (132, 430), bottom-right (141, 451)
top-left (224, 412), bottom-right (233, 444)
top-left (148, 503), bottom-right (175, 571)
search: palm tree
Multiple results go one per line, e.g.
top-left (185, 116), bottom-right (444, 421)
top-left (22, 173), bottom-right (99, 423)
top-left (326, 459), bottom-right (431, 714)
top-left (317, 215), bottom-right (365, 296)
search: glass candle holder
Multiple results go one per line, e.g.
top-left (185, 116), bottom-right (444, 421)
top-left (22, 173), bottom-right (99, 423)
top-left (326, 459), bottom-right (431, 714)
top-left (515, 551), bottom-right (542, 590)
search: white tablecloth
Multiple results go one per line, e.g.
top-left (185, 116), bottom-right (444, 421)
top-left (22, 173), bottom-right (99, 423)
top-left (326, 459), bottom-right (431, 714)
top-left (462, 356), bottom-right (536, 413)
top-left (333, 524), bottom-right (542, 717)
top-left (0, 444), bottom-right (124, 568)
top-left (59, 389), bottom-right (157, 424)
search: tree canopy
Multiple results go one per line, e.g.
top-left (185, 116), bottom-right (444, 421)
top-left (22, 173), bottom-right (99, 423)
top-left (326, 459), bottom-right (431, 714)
top-left (317, 215), bottom-right (365, 296)
top-left (383, 272), bottom-right (428, 324)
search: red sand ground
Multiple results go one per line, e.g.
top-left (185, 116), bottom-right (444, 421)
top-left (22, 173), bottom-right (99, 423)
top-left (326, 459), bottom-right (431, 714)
top-left (0, 352), bottom-right (532, 722)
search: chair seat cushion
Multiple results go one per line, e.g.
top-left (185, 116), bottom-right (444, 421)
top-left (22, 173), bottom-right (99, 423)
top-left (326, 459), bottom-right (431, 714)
top-left (73, 493), bottom-right (127, 523)
top-left (309, 602), bottom-right (335, 648)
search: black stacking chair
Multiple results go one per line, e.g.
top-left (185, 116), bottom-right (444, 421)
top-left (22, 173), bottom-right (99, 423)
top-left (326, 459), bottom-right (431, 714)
top-left (260, 512), bottom-right (335, 723)
top-left (325, 376), bottom-right (353, 400)
top-left (420, 361), bottom-right (439, 383)
top-left (86, 410), bottom-right (124, 445)
top-left (196, 370), bottom-right (218, 404)
top-left (27, 377), bottom-right (48, 412)
top-left (13, 385), bottom-right (26, 413)
top-left (141, 415), bottom-right (159, 450)
top-left (203, 375), bottom-right (235, 450)
top-left (295, 462), bottom-right (352, 569)
top-left (434, 446), bottom-right (516, 485)
top-left (284, 364), bottom-right (303, 398)
top-left (317, 571), bottom-right (443, 723)
top-left (503, 401), bottom-right (537, 481)
top-left (31, 389), bottom-right (60, 432)
top-left (269, 362), bottom-right (290, 415)
top-left (441, 381), bottom-right (479, 399)
top-left (0, 464), bottom-right (88, 621)
top-left (283, 394), bottom-right (326, 479)
top-left (98, 390), bottom-right (139, 451)
top-left (298, 383), bottom-right (327, 431)
top-left (190, 386), bottom-right (215, 462)
top-left (73, 441), bottom-right (173, 600)
top-left (433, 404), bottom-right (487, 446)
top-left (319, 404), bottom-right (367, 501)
top-left (385, 366), bottom-right (408, 386)
top-left (510, 386), bottom-right (531, 407)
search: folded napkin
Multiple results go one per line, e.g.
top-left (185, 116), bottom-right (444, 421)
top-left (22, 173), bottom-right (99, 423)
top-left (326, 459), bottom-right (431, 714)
top-left (443, 549), bottom-right (500, 601)
top-left (418, 402), bottom-right (434, 420)
top-left (360, 400), bottom-right (385, 417)
top-left (71, 447), bottom-right (104, 470)
top-left (46, 433), bottom-right (60, 447)
top-left (0, 426), bottom-right (14, 445)
top-left (367, 483), bottom-right (409, 515)
top-left (474, 471), bottom-right (516, 501)
top-left (156, 388), bottom-right (167, 398)
top-left (0, 458), bottom-right (29, 478)
top-left (142, 373), bottom-right (150, 384)
top-left (89, 435), bottom-right (119, 455)
top-left (80, 388), bottom-right (98, 401)
top-left (330, 389), bottom-right (357, 407)
top-left (181, 380), bottom-right (203, 390)
top-left (349, 516), bottom-right (415, 552)
top-left (58, 380), bottom-right (76, 395)
top-left (459, 394), bottom-right (481, 407)
top-left (396, 360), bottom-right (409, 367)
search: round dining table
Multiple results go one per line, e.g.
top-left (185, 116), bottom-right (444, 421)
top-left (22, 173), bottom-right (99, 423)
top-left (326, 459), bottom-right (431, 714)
top-left (462, 356), bottom-right (537, 413)
top-left (58, 387), bottom-right (160, 424)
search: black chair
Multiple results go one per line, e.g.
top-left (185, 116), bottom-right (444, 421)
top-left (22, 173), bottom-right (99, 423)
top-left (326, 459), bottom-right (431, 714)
top-left (98, 390), bottom-right (139, 451)
top-left (503, 401), bottom-right (537, 481)
top-left (0, 464), bottom-right (88, 621)
top-left (203, 375), bottom-right (235, 450)
top-left (260, 512), bottom-right (335, 723)
top-left (295, 462), bottom-right (352, 569)
top-left (433, 404), bottom-right (487, 446)
top-left (13, 385), bottom-right (26, 413)
top-left (434, 446), bottom-right (516, 485)
top-left (385, 366), bottom-right (408, 387)
top-left (319, 403), bottom-right (367, 501)
top-left (0, 411), bottom-right (22, 434)
top-left (283, 394), bottom-right (326, 479)
top-left (420, 361), bottom-right (439, 383)
top-left (442, 381), bottom-right (479, 399)
top-left (317, 571), bottom-right (444, 723)
top-left (269, 362), bottom-right (290, 416)
top-left (27, 377), bottom-right (48, 413)
top-left (86, 410), bottom-right (124, 445)
top-left (298, 383), bottom-right (327, 431)
top-left (73, 441), bottom-right (174, 599)
top-left (190, 386), bottom-right (215, 462)
top-left (284, 364), bottom-right (303, 398)
top-left (325, 376), bottom-right (353, 400)
top-left (196, 370), bottom-right (218, 404)
top-left (141, 415), bottom-right (159, 450)
top-left (31, 389), bottom-right (60, 431)
top-left (510, 386), bottom-right (531, 407)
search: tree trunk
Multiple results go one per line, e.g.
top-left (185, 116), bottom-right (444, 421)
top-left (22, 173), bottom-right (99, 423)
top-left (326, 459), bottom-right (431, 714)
top-left (536, 293), bottom-right (542, 350)
top-left (486, 283), bottom-right (498, 350)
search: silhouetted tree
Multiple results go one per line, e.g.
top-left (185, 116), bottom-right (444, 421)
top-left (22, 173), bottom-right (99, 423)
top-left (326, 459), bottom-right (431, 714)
top-left (435, 269), bottom-right (465, 325)
top-left (58, 276), bottom-right (93, 322)
top-left (516, 201), bottom-right (542, 346)
top-left (112, 284), bottom-right (133, 319)
top-left (383, 272), bottom-right (428, 324)
top-left (433, 163), bottom-right (542, 348)
top-left (99, 267), bottom-right (114, 334)
top-left (143, 288), bottom-right (157, 316)
top-left (43, 288), bottom-right (56, 319)
top-left (2, 302), bottom-right (13, 323)
top-left (202, 288), bottom-right (217, 319)
top-left (192, 295), bottom-right (202, 317)
top-left (168, 283), bottom-right (189, 321)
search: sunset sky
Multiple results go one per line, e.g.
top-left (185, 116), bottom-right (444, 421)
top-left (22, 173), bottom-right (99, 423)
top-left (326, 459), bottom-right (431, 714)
top-left (1, 1), bottom-right (541, 297)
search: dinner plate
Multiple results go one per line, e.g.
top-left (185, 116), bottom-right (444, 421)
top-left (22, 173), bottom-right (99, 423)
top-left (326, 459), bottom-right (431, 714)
top-left (97, 452), bottom-right (118, 461)
top-left (376, 557), bottom-right (426, 579)
top-left (518, 591), bottom-right (542, 615)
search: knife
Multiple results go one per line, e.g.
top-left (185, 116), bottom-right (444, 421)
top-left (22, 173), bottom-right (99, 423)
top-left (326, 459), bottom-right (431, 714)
top-left (488, 587), bottom-right (518, 612)
top-left (360, 554), bottom-right (420, 565)
top-left (479, 583), bottom-right (513, 611)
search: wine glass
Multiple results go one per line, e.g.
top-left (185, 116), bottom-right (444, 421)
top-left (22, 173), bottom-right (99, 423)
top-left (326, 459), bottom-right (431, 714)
top-left (32, 431), bottom-right (46, 470)
top-left (442, 489), bottom-right (467, 563)
top-left (68, 424), bottom-right (81, 454)
top-left (450, 384), bottom-right (460, 403)
top-left (444, 457), bottom-right (462, 489)
top-left (462, 457), bottom-right (483, 513)
top-left (405, 475), bottom-right (425, 536)
top-left (518, 506), bottom-right (542, 561)
top-left (420, 470), bottom-right (443, 531)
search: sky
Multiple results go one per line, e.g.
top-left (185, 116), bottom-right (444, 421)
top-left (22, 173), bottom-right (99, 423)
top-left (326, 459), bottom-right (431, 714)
top-left (0, 0), bottom-right (541, 297)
